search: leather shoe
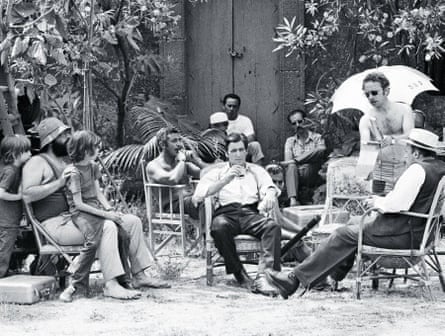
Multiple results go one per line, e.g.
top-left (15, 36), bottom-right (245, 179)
top-left (265, 270), bottom-right (299, 299)
top-left (234, 268), bottom-right (253, 289)
top-left (252, 275), bottom-right (279, 297)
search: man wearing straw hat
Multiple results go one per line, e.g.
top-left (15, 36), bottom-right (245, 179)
top-left (266, 128), bottom-right (445, 299)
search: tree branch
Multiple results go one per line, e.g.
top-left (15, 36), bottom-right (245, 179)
top-left (9, 8), bottom-right (55, 29)
top-left (91, 69), bottom-right (119, 99)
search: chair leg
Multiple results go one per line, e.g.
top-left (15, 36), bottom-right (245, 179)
top-left (429, 252), bottom-right (445, 292)
top-left (371, 264), bottom-right (379, 290)
top-left (388, 269), bottom-right (396, 289)
top-left (206, 249), bottom-right (213, 286)
top-left (420, 258), bottom-right (434, 301)
top-left (355, 258), bottom-right (363, 299)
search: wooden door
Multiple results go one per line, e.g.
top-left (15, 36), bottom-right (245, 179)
top-left (185, 0), bottom-right (282, 161)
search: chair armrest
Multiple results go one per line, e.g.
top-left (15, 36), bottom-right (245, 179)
top-left (398, 211), bottom-right (429, 219)
top-left (144, 183), bottom-right (187, 189)
top-left (204, 197), bottom-right (213, 239)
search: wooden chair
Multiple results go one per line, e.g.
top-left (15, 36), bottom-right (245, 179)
top-left (23, 202), bottom-right (82, 281)
top-left (355, 176), bottom-right (445, 301)
top-left (141, 160), bottom-right (201, 256)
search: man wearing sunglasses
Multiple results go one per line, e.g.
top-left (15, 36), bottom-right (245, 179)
top-left (283, 109), bottom-right (326, 206)
top-left (359, 72), bottom-right (414, 194)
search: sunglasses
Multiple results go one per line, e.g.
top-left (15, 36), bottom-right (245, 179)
top-left (290, 119), bottom-right (304, 125)
top-left (213, 121), bottom-right (229, 127)
top-left (364, 90), bottom-right (379, 98)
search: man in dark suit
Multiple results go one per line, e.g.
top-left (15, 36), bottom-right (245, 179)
top-left (266, 128), bottom-right (445, 299)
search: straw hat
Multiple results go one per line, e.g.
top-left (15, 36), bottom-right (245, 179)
top-left (404, 128), bottom-right (439, 151)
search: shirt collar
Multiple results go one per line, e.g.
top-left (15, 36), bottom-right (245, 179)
top-left (295, 130), bottom-right (315, 143)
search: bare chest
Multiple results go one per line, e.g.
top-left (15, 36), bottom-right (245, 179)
top-left (373, 112), bottom-right (404, 136)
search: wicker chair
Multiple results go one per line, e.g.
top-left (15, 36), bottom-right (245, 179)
top-left (355, 176), bottom-right (445, 301)
top-left (311, 157), bottom-right (371, 249)
top-left (204, 196), bottom-right (263, 286)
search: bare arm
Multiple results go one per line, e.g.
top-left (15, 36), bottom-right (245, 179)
top-left (359, 116), bottom-right (372, 144)
top-left (393, 105), bottom-right (414, 140)
top-left (186, 162), bottom-right (202, 179)
top-left (0, 187), bottom-right (21, 201)
top-left (95, 181), bottom-right (113, 211)
top-left (146, 158), bottom-right (187, 185)
top-left (67, 176), bottom-right (115, 220)
top-left (246, 134), bottom-right (255, 142)
top-left (22, 157), bottom-right (67, 202)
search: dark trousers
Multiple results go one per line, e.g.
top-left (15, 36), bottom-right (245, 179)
top-left (71, 215), bottom-right (104, 290)
top-left (286, 149), bottom-right (325, 199)
top-left (293, 222), bottom-right (423, 288)
top-left (211, 203), bottom-right (281, 275)
top-left (0, 227), bottom-right (19, 278)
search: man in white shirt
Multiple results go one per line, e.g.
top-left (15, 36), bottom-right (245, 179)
top-left (266, 128), bottom-right (445, 299)
top-left (193, 132), bottom-right (281, 296)
top-left (223, 93), bottom-right (264, 164)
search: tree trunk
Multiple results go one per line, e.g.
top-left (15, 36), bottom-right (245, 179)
top-left (116, 97), bottom-right (125, 146)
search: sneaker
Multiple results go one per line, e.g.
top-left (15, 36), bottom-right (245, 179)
top-left (59, 285), bottom-right (76, 303)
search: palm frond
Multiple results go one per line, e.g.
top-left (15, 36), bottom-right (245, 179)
top-left (105, 97), bottom-right (223, 174)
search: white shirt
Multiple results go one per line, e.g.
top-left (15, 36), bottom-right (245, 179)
top-left (227, 115), bottom-right (255, 138)
top-left (193, 163), bottom-right (279, 207)
top-left (374, 163), bottom-right (425, 213)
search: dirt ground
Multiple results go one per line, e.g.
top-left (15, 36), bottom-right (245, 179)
top-left (2, 257), bottom-right (445, 336)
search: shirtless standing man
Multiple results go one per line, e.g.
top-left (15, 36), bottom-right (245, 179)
top-left (359, 72), bottom-right (414, 193)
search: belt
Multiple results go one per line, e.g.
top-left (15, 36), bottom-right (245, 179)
top-left (214, 202), bottom-right (259, 216)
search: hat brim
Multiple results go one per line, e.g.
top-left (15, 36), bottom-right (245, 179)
top-left (403, 139), bottom-right (438, 152)
top-left (40, 125), bottom-right (71, 149)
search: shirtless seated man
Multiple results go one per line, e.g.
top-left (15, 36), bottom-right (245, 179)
top-left (359, 72), bottom-right (414, 193)
top-left (146, 126), bottom-right (207, 219)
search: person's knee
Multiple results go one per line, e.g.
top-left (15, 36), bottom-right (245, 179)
top-left (122, 214), bottom-right (143, 230)
top-left (263, 219), bottom-right (281, 234)
top-left (102, 220), bottom-right (118, 236)
top-left (211, 216), bottom-right (230, 236)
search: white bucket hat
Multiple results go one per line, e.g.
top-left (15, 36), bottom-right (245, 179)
top-left (210, 112), bottom-right (228, 125)
top-left (404, 128), bottom-right (439, 151)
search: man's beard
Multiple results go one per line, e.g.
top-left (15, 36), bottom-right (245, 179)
top-left (52, 139), bottom-right (68, 157)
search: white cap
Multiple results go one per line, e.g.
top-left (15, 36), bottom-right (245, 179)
top-left (210, 112), bottom-right (228, 124)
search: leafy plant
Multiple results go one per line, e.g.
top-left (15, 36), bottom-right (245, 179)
top-left (103, 96), bottom-right (224, 173)
top-left (274, 0), bottom-right (445, 148)
top-left (1, 0), bottom-right (180, 145)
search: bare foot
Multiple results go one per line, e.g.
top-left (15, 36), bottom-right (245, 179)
top-left (132, 272), bottom-right (171, 289)
top-left (104, 280), bottom-right (142, 300)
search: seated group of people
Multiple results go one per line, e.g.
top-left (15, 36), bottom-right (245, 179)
top-left (0, 117), bottom-right (169, 303)
top-left (0, 72), bottom-right (443, 302)
top-left (146, 77), bottom-right (445, 300)
top-left (202, 93), bottom-right (327, 206)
